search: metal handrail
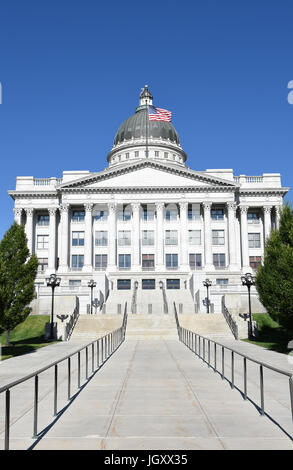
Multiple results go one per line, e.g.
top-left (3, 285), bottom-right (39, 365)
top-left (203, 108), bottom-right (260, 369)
top-left (1, 302), bottom-right (128, 451)
top-left (160, 283), bottom-right (168, 314)
top-left (221, 297), bottom-right (239, 340)
top-left (173, 302), bottom-right (293, 424)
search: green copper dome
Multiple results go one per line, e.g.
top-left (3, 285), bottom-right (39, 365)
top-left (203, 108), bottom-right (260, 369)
top-left (113, 106), bottom-right (180, 146)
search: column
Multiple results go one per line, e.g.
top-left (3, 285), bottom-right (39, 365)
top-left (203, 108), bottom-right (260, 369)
top-left (227, 202), bottom-right (238, 270)
top-left (48, 208), bottom-right (57, 271)
top-left (83, 203), bottom-right (93, 270)
top-left (59, 204), bottom-right (69, 272)
top-left (203, 202), bottom-right (213, 270)
top-left (131, 203), bottom-right (140, 270)
top-left (156, 202), bottom-right (164, 270)
top-left (179, 202), bottom-right (188, 270)
top-left (108, 203), bottom-right (117, 270)
top-left (275, 205), bottom-right (281, 230)
top-left (13, 207), bottom-right (23, 225)
top-left (264, 206), bottom-right (272, 240)
top-left (25, 208), bottom-right (34, 254)
top-left (239, 205), bottom-right (250, 271)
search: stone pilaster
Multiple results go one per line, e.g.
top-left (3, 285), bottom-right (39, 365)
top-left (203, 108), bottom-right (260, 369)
top-left (25, 208), bottom-right (34, 254)
top-left (48, 207), bottom-right (58, 271)
top-left (108, 203), bottom-right (117, 270)
top-left (179, 202), bottom-right (188, 270)
top-left (227, 202), bottom-right (238, 270)
top-left (203, 202), bottom-right (214, 270)
top-left (239, 205), bottom-right (250, 271)
top-left (264, 205), bottom-right (272, 240)
top-left (83, 203), bottom-right (93, 271)
top-left (156, 202), bottom-right (164, 270)
top-left (59, 204), bottom-right (69, 272)
top-left (13, 207), bottom-right (23, 225)
top-left (131, 203), bottom-right (140, 270)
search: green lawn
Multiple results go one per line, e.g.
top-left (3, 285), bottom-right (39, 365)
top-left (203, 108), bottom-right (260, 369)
top-left (243, 313), bottom-right (293, 354)
top-left (0, 315), bottom-right (58, 361)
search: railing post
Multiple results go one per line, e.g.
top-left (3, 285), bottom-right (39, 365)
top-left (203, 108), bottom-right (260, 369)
top-left (54, 364), bottom-right (58, 416)
top-left (203, 338), bottom-right (205, 362)
top-left (260, 365), bottom-right (265, 416)
top-left (78, 352), bottom-right (81, 388)
top-left (214, 343), bottom-right (217, 371)
top-left (68, 357), bottom-right (71, 400)
top-left (243, 357), bottom-right (247, 400)
top-left (97, 340), bottom-right (99, 368)
top-left (208, 340), bottom-right (211, 367)
top-left (199, 336), bottom-right (201, 358)
top-left (102, 337), bottom-right (104, 362)
top-left (33, 375), bottom-right (39, 438)
top-left (5, 389), bottom-right (10, 451)
top-left (92, 343), bottom-right (94, 373)
top-left (231, 351), bottom-right (234, 389)
top-left (86, 346), bottom-right (88, 379)
top-left (222, 347), bottom-right (225, 379)
top-left (195, 334), bottom-right (197, 355)
top-left (289, 376), bottom-right (293, 423)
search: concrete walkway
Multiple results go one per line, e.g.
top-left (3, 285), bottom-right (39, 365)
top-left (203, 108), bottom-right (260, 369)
top-left (1, 337), bottom-right (292, 450)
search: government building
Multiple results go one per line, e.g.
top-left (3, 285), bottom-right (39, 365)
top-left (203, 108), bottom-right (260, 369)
top-left (8, 86), bottom-right (289, 315)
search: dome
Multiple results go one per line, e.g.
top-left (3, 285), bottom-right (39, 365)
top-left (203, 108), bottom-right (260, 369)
top-left (113, 107), bottom-right (180, 146)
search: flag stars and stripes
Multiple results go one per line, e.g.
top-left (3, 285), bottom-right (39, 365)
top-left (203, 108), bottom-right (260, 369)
top-left (148, 106), bottom-right (172, 122)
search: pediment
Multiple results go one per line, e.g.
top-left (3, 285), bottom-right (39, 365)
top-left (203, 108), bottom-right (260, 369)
top-left (59, 161), bottom-right (236, 191)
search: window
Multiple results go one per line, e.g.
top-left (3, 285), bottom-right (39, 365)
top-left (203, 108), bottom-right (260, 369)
top-left (213, 253), bottom-right (226, 268)
top-left (164, 152), bottom-right (168, 158)
top-left (126, 152), bottom-right (129, 159)
top-left (173, 154), bottom-right (176, 161)
top-left (117, 279), bottom-right (131, 290)
top-left (95, 254), bottom-right (107, 270)
top-left (211, 208), bottom-right (224, 220)
top-left (142, 206), bottom-right (155, 221)
top-left (248, 212), bottom-right (260, 224)
top-left (95, 210), bottom-right (108, 221)
top-left (37, 235), bottom-right (49, 250)
top-left (72, 231), bottom-right (84, 246)
top-left (189, 230), bottom-right (201, 245)
top-left (166, 254), bottom-right (178, 269)
top-left (135, 151), bottom-right (139, 158)
top-left (212, 230), bottom-right (225, 245)
top-left (142, 254), bottom-right (155, 269)
top-left (216, 279), bottom-right (229, 287)
top-left (37, 258), bottom-right (48, 272)
top-left (165, 230), bottom-right (178, 245)
top-left (167, 279), bottom-right (180, 289)
top-left (118, 231), bottom-right (131, 246)
top-left (69, 280), bottom-right (81, 290)
top-left (250, 256), bottom-right (262, 270)
top-left (189, 253), bottom-right (202, 269)
top-left (95, 231), bottom-right (108, 246)
top-left (37, 214), bottom-right (49, 226)
top-left (118, 209), bottom-right (131, 221)
top-left (142, 279), bottom-right (156, 289)
top-left (118, 254), bottom-right (131, 269)
top-left (248, 233), bottom-right (261, 248)
top-left (188, 204), bottom-right (200, 220)
top-left (72, 255), bottom-right (84, 270)
top-left (142, 230), bottom-right (154, 245)
top-left (72, 210), bottom-right (85, 222)
top-left (155, 151), bottom-right (159, 157)
top-left (165, 208), bottom-right (178, 221)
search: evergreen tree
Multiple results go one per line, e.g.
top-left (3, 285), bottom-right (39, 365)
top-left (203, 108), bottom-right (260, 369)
top-left (256, 203), bottom-right (293, 331)
top-left (0, 223), bottom-right (38, 346)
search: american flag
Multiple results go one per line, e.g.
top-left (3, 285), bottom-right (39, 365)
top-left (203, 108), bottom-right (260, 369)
top-left (148, 105), bottom-right (172, 122)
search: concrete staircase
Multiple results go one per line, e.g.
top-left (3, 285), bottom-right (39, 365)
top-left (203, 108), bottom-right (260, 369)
top-left (178, 314), bottom-right (235, 340)
top-left (126, 314), bottom-right (178, 339)
top-left (70, 315), bottom-right (123, 342)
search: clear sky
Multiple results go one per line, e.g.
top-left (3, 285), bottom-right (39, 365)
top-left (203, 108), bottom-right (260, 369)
top-left (0, 0), bottom-right (292, 238)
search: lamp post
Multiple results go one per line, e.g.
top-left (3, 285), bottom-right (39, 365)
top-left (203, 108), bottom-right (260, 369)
top-left (241, 272), bottom-right (256, 339)
top-left (88, 279), bottom-right (97, 315)
top-left (203, 279), bottom-right (212, 313)
top-left (46, 274), bottom-right (61, 340)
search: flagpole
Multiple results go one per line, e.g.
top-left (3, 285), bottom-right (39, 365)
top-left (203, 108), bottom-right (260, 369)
top-left (145, 99), bottom-right (148, 158)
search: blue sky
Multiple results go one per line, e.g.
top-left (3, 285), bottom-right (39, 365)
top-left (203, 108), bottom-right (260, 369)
top-left (0, 0), bottom-right (292, 238)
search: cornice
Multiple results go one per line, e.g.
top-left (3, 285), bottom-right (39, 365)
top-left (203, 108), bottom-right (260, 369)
top-left (238, 188), bottom-right (289, 196)
top-left (8, 191), bottom-right (58, 200)
top-left (60, 185), bottom-right (237, 194)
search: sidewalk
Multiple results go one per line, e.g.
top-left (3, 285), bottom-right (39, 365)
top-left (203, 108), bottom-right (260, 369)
top-left (0, 337), bottom-right (292, 450)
